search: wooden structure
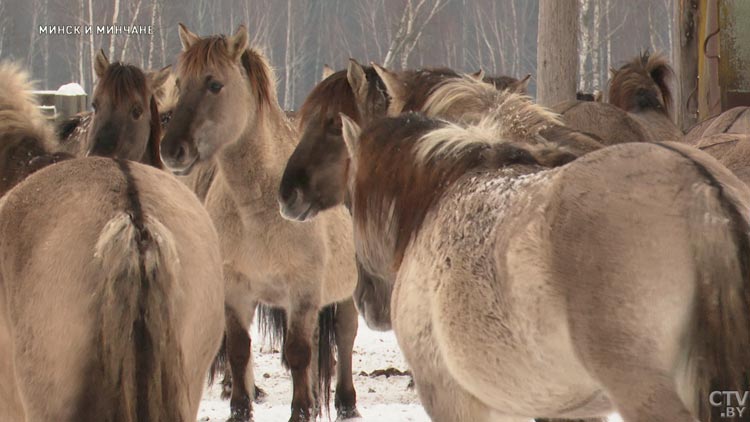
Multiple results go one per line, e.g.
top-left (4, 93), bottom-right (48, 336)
top-left (673, 0), bottom-right (750, 131)
top-left (31, 90), bottom-right (87, 123)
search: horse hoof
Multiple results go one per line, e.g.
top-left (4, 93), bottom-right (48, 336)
top-left (226, 410), bottom-right (252, 422)
top-left (253, 384), bottom-right (267, 403)
top-left (336, 407), bottom-right (362, 420)
top-left (287, 408), bottom-right (312, 422)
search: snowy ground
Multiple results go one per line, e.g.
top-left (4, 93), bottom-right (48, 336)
top-left (197, 317), bottom-right (622, 422)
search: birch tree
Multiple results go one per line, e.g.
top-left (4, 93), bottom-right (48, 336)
top-left (382, 0), bottom-right (447, 69)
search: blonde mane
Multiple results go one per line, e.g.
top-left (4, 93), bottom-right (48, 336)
top-left (0, 62), bottom-right (55, 149)
top-left (417, 76), bottom-right (563, 163)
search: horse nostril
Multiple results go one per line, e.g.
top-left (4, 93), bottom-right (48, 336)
top-left (175, 143), bottom-right (187, 163)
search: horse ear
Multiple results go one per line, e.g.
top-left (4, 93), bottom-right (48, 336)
top-left (94, 49), bottom-right (109, 79)
top-left (347, 59), bottom-right (367, 98)
top-left (593, 89), bottom-right (603, 102)
top-left (322, 64), bottom-right (335, 81)
top-left (147, 65), bottom-right (172, 91)
top-left (227, 25), bottom-right (249, 61)
top-left (513, 74), bottom-right (531, 93)
top-left (372, 63), bottom-right (405, 105)
top-left (340, 113), bottom-right (361, 161)
top-left (470, 69), bottom-right (485, 80)
top-left (178, 23), bottom-right (200, 51)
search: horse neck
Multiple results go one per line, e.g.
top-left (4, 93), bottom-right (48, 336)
top-left (218, 104), bottom-right (296, 212)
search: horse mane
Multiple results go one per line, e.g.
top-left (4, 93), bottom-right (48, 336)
top-left (0, 62), bottom-right (55, 149)
top-left (422, 75), bottom-right (563, 140)
top-left (399, 68), bottom-right (461, 112)
top-left (178, 35), bottom-right (278, 114)
top-left (483, 75), bottom-right (519, 91)
top-left (354, 113), bottom-right (571, 270)
top-left (0, 62), bottom-right (71, 196)
top-left (153, 71), bottom-right (178, 112)
top-left (609, 51), bottom-right (673, 115)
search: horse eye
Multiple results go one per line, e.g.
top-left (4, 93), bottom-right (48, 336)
top-left (208, 81), bottom-right (224, 94)
top-left (131, 106), bottom-right (143, 119)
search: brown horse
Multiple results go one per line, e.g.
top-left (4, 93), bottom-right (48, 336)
top-left (550, 52), bottom-right (683, 146)
top-left (684, 107), bottom-right (750, 144)
top-left (371, 66), bottom-right (603, 157)
top-left (160, 24), bottom-right (361, 422)
top-left (0, 61), bottom-right (225, 422)
top-left (278, 59), bottom-right (393, 331)
top-left (57, 50), bottom-right (172, 167)
top-left (693, 133), bottom-right (750, 184)
top-left (483, 73), bottom-right (531, 93)
top-left (336, 107), bottom-right (750, 422)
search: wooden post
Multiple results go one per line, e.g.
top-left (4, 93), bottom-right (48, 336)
top-left (672, 0), bottom-right (700, 130)
top-left (536, 0), bottom-right (579, 107)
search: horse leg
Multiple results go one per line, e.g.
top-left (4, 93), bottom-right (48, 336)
top-left (225, 304), bottom-right (256, 422)
top-left (333, 298), bottom-right (360, 420)
top-left (285, 300), bottom-right (318, 422)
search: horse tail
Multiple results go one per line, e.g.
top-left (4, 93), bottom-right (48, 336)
top-left (608, 50), bottom-right (673, 115)
top-left (94, 161), bottom-right (187, 421)
top-left (256, 303), bottom-right (337, 413)
top-left (658, 143), bottom-right (750, 422)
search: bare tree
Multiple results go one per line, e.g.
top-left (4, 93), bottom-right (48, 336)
top-left (382, 0), bottom-right (447, 69)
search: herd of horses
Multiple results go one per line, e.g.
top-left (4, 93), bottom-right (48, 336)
top-left (0, 22), bottom-right (749, 422)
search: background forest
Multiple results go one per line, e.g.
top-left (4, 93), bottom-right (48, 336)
top-left (0, 0), bottom-right (673, 109)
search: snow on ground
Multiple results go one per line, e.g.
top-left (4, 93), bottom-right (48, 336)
top-left (197, 317), bottom-right (622, 422)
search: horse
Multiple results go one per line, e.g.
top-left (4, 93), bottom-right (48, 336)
top-left (692, 133), bottom-right (750, 184)
top-left (57, 50), bottom-right (172, 166)
top-left (278, 59), bottom-right (393, 331)
top-left (159, 24), bottom-right (361, 422)
top-left (334, 105), bottom-right (750, 422)
top-left (371, 65), bottom-right (603, 157)
top-left (684, 107), bottom-right (750, 145)
top-left (0, 61), bottom-right (225, 422)
top-left (550, 52), bottom-right (683, 146)
top-left (483, 73), bottom-right (531, 93)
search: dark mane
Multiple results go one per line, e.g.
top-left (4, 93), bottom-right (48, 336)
top-left (609, 51), bottom-right (673, 115)
top-left (483, 75), bottom-right (519, 90)
top-left (97, 62), bottom-right (149, 104)
top-left (353, 113), bottom-right (568, 270)
top-left (178, 36), bottom-right (274, 113)
top-left (399, 68), bottom-right (460, 112)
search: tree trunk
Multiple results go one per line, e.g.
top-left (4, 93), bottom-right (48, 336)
top-left (536, 0), bottom-right (578, 106)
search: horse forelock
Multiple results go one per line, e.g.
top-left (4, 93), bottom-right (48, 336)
top-left (299, 70), bottom-right (360, 130)
top-left (609, 51), bottom-right (673, 114)
top-left (96, 63), bottom-right (150, 105)
top-left (178, 36), bottom-right (278, 114)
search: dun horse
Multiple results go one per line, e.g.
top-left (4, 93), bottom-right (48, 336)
top-left (57, 49), bottom-right (172, 165)
top-left (685, 106), bottom-right (750, 144)
top-left (334, 106), bottom-right (750, 421)
top-left (160, 25), bottom-right (361, 422)
top-left (278, 59), bottom-right (394, 331)
top-left (552, 52), bottom-right (683, 145)
top-left (0, 62), bottom-right (225, 421)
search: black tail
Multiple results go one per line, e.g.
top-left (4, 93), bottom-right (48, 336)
top-left (317, 304), bottom-right (337, 416)
top-left (208, 333), bottom-right (227, 385)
